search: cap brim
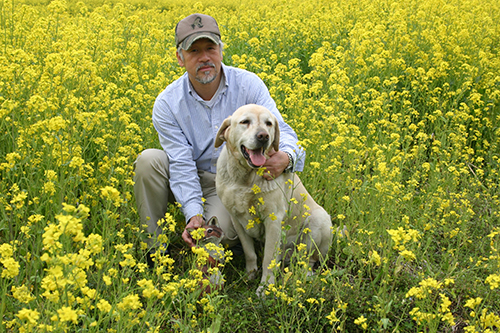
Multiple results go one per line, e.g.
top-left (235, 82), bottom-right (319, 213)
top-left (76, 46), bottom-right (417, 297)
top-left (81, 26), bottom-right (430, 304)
top-left (180, 32), bottom-right (220, 50)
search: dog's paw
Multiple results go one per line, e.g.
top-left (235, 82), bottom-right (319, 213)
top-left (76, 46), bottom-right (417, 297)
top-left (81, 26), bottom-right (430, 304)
top-left (255, 285), bottom-right (266, 298)
top-left (247, 269), bottom-right (258, 281)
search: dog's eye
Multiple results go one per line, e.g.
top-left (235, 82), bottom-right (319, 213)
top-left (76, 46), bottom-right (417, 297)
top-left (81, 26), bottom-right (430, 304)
top-left (240, 119), bottom-right (250, 125)
top-left (207, 229), bottom-right (213, 234)
top-left (265, 121), bottom-right (273, 127)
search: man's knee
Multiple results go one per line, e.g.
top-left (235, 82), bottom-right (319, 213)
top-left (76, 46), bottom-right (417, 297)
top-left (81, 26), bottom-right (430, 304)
top-left (134, 149), bottom-right (168, 178)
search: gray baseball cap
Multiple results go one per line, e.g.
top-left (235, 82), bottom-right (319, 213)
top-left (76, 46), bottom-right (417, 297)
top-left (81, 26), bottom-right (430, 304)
top-left (175, 13), bottom-right (221, 50)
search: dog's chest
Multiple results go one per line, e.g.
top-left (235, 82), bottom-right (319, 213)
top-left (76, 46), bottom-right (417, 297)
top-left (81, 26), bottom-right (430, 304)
top-left (224, 185), bottom-right (281, 215)
top-left (240, 217), bottom-right (265, 239)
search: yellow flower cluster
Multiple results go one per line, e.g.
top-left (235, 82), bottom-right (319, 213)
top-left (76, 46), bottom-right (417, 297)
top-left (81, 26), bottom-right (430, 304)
top-left (387, 226), bottom-right (420, 261)
top-left (0, 243), bottom-right (20, 279)
top-left (406, 278), bottom-right (456, 328)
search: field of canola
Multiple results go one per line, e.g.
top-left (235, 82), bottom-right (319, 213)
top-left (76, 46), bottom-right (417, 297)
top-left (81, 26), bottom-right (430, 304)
top-left (1, 0), bottom-right (500, 331)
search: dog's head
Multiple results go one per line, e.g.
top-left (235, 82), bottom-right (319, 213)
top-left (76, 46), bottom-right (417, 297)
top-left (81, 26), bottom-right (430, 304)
top-left (215, 104), bottom-right (280, 169)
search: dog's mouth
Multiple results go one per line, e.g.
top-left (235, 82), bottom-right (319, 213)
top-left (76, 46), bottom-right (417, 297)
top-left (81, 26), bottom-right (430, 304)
top-left (241, 145), bottom-right (266, 168)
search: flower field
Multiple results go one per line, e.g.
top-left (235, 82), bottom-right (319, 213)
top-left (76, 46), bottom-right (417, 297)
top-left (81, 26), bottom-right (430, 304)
top-left (1, 0), bottom-right (500, 331)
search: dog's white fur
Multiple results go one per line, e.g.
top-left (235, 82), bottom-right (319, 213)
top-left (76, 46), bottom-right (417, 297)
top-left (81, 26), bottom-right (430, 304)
top-left (215, 104), bottom-right (332, 293)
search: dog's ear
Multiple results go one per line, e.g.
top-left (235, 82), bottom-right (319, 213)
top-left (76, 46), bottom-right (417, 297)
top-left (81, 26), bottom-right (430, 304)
top-left (272, 115), bottom-right (280, 151)
top-left (215, 116), bottom-right (231, 147)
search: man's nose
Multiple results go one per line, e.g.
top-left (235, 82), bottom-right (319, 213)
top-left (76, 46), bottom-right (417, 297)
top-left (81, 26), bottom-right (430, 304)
top-left (199, 50), bottom-right (210, 61)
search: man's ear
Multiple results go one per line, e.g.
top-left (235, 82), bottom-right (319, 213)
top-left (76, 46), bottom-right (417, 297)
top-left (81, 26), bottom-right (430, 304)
top-left (215, 116), bottom-right (231, 147)
top-left (272, 115), bottom-right (280, 152)
top-left (176, 50), bottom-right (185, 67)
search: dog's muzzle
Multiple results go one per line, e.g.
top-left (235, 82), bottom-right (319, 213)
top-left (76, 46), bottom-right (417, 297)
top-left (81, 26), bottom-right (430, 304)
top-left (241, 145), bottom-right (266, 168)
top-left (240, 131), bottom-right (269, 168)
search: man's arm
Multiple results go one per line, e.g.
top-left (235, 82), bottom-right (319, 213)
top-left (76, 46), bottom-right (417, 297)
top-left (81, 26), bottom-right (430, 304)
top-left (152, 98), bottom-right (205, 222)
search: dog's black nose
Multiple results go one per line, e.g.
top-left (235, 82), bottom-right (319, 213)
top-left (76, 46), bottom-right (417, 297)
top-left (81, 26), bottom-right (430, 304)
top-left (256, 131), bottom-right (269, 143)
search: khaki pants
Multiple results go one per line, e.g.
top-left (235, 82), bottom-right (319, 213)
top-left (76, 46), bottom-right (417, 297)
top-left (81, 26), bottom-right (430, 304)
top-left (133, 148), bottom-right (239, 248)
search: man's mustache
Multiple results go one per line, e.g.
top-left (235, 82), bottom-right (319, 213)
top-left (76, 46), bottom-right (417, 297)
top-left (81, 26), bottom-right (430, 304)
top-left (197, 62), bottom-right (216, 72)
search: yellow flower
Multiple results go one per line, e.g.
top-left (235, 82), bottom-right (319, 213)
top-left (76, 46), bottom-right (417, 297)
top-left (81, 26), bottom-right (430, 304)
top-left (12, 285), bottom-right (36, 304)
top-left (479, 308), bottom-right (500, 328)
top-left (246, 219), bottom-right (255, 230)
top-left (119, 254), bottom-right (136, 268)
top-left (57, 306), bottom-right (78, 324)
top-left (138, 279), bottom-right (164, 299)
top-left (97, 298), bottom-right (112, 313)
top-left (256, 167), bottom-right (266, 176)
top-left (267, 259), bottom-right (280, 270)
top-left (10, 191), bottom-right (27, 209)
top-left (369, 250), bottom-right (381, 266)
top-left (0, 243), bottom-right (14, 257)
top-left (464, 297), bottom-right (482, 309)
top-left (16, 308), bottom-right (40, 325)
top-left (485, 274), bottom-right (500, 289)
top-left (400, 249), bottom-right (416, 261)
top-left (189, 228), bottom-right (205, 241)
top-left (117, 294), bottom-right (142, 311)
top-left (420, 278), bottom-right (442, 290)
top-left (43, 181), bottom-right (56, 195)
top-left (45, 170), bottom-right (57, 181)
top-left (85, 234), bottom-right (103, 254)
top-left (326, 308), bottom-right (340, 324)
top-left (1, 257), bottom-right (20, 278)
top-left (103, 275), bottom-right (112, 286)
top-left (100, 186), bottom-right (123, 207)
top-left (444, 278), bottom-right (454, 286)
top-left (296, 243), bottom-right (307, 252)
top-left (251, 184), bottom-right (261, 194)
top-left (354, 315), bottom-right (368, 329)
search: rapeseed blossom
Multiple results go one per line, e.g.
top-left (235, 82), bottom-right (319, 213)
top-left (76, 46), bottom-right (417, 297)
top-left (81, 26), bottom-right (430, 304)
top-left (0, 243), bottom-right (20, 278)
top-left (16, 308), bottom-right (40, 325)
top-left (56, 306), bottom-right (79, 324)
top-left (117, 294), bottom-right (142, 311)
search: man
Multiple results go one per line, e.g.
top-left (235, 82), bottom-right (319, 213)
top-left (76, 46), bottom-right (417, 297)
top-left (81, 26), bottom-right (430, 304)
top-left (134, 13), bottom-right (305, 260)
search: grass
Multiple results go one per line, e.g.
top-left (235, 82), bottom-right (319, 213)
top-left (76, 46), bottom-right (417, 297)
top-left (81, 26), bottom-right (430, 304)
top-left (1, 0), bottom-right (499, 331)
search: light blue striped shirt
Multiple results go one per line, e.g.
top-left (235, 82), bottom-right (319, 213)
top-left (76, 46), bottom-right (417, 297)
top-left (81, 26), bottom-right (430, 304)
top-left (152, 63), bottom-right (305, 221)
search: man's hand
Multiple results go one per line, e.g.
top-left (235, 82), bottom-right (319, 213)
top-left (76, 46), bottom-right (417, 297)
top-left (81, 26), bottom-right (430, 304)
top-left (262, 149), bottom-right (289, 181)
top-left (182, 215), bottom-right (204, 247)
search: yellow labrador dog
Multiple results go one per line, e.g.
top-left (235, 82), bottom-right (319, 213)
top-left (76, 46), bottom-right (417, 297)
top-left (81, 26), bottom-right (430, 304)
top-left (215, 104), bottom-right (332, 294)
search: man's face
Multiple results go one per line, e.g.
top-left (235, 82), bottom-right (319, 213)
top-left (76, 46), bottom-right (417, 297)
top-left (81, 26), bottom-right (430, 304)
top-left (177, 38), bottom-right (222, 85)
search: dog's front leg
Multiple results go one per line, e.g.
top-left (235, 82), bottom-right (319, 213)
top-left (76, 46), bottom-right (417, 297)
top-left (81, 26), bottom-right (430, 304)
top-left (232, 217), bottom-right (259, 280)
top-left (258, 221), bottom-right (282, 292)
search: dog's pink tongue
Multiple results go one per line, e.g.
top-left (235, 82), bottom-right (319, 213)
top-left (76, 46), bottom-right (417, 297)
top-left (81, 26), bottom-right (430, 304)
top-left (249, 149), bottom-right (266, 166)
